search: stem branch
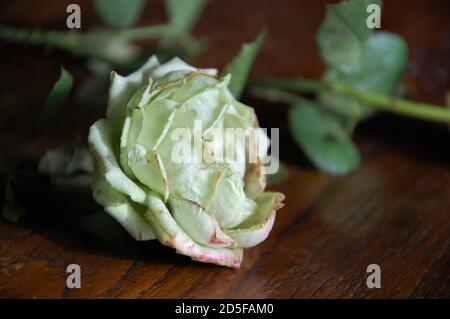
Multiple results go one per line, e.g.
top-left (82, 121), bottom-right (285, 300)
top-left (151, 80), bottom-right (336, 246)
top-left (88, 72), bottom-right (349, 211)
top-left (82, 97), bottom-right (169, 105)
top-left (250, 78), bottom-right (450, 124)
top-left (0, 24), bottom-right (201, 64)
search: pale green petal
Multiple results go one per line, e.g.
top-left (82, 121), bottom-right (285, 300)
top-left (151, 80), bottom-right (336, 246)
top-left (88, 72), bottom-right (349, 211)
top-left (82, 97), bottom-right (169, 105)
top-left (166, 164), bottom-right (224, 204)
top-left (149, 57), bottom-right (217, 86)
top-left (120, 102), bottom-right (145, 178)
top-left (106, 205), bottom-right (156, 241)
top-left (123, 92), bottom-right (178, 178)
top-left (171, 86), bottom-right (228, 131)
top-left (151, 78), bottom-right (231, 163)
top-left (92, 169), bottom-right (155, 241)
top-left (126, 74), bottom-right (229, 161)
top-left (204, 170), bottom-right (250, 228)
top-left (169, 198), bottom-right (236, 248)
top-left (119, 116), bottom-right (134, 177)
top-left (223, 97), bottom-right (256, 129)
top-left (150, 57), bottom-right (196, 79)
top-left (219, 126), bottom-right (247, 178)
top-left (136, 99), bottom-right (178, 151)
top-left (225, 192), bottom-right (285, 248)
top-left (166, 164), bottom-right (249, 229)
top-left (128, 145), bottom-right (170, 201)
top-left (107, 55), bottom-right (160, 140)
top-left (88, 119), bottom-right (146, 204)
top-left (166, 73), bottom-right (220, 104)
top-left (144, 191), bottom-right (243, 269)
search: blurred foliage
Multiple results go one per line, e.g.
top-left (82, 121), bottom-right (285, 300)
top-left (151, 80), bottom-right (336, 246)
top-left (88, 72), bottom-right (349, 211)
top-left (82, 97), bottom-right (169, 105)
top-left (252, 0), bottom-right (413, 175)
top-left (33, 66), bottom-right (73, 137)
top-left (0, 0), bottom-right (209, 140)
top-left (94, 0), bottom-right (147, 28)
top-left (1, 175), bottom-right (26, 224)
top-left (222, 30), bottom-right (266, 99)
top-left (165, 0), bottom-right (208, 32)
top-left (289, 101), bottom-right (360, 175)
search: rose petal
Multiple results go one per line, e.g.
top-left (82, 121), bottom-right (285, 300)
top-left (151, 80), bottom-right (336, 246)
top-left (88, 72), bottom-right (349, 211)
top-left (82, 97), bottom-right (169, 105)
top-left (169, 198), bottom-right (236, 248)
top-left (88, 119), bottom-right (146, 204)
top-left (107, 55), bottom-right (160, 140)
top-left (92, 169), bottom-right (155, 241)
top-left (225, 192), bottom-right (285, 248)
top-left (144, 191), bottom-right (243, 268)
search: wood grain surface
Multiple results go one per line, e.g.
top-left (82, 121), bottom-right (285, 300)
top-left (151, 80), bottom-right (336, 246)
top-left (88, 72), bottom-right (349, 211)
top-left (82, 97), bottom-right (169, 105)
top-left (0, 0), bottom-right (449, 298)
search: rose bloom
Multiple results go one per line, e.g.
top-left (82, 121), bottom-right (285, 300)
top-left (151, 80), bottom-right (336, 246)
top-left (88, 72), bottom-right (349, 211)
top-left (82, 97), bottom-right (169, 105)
top-left (88, 56), bottom-right (284, 268)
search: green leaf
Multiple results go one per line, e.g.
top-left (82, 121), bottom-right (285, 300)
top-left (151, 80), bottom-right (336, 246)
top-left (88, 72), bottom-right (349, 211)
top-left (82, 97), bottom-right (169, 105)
top-left (320, 32), bottom-right (407, 119)
top-left (34, 67), bottom-right (73, 136)
top-left (317, 0), bottom-right (381, 73)
top-left (1, 177), bottom-right (25, 224)
top-left (165, 0), bottom-right (208, 32)
top-left (2, 205), bottom-right (26, 223)
top-left (222, 30), bottom-right (266, 99)
top-left (94, 0), bottom-right (146, 28)
top-left (288, 101), bottom-right (360, 175)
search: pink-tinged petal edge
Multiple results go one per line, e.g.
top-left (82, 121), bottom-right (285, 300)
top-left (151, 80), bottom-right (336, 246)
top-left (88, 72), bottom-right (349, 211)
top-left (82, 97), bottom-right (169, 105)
top-left (162, 237), bottom-right (243, 269)
top-left (225, 193), bottom-right (284, 248)
top-left (145, 192), bottom-right (243, 269)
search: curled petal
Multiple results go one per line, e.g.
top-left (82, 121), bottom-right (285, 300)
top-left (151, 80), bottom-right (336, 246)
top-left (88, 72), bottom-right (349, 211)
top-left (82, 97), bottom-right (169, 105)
top-left (225, 192), bottom-right (285, 248)
top-left (92, 169), bottom-right (155, 241)
top-left (120, 98), bottom-right (178, 182)
top-left (144, 191), bottom-right (243, 268)
top-left (150, 57), bottom-right (196, 79)
top-left (88, 119), bottom-right (146, 204)
top-left (205, 171), bottom-right (250, 229)
top-left (169, 198), bottom-right (236, 249)
top-left (119, 116), bottom-right (134, 177)
top-left (107, 55), bottom-right (160, 139)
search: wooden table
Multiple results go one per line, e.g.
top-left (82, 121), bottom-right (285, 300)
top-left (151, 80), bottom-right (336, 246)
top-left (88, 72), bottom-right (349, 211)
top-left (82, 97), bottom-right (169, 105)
top-left (0, 0), bottom-right (449, 298)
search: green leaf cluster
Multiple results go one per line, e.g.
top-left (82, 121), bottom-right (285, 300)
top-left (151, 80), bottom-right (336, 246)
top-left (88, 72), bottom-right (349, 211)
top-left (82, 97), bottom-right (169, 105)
top-left (305, 0), bottom-right (406, 174)
top-left (254, 0), bottom-right (408, 175)
top-left (317, 0), bottom-right (407, 121)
